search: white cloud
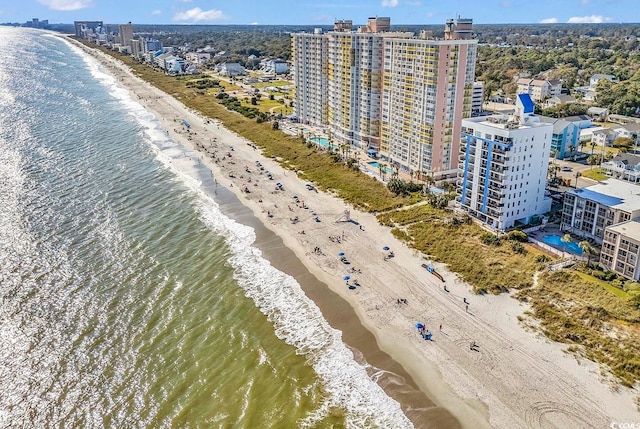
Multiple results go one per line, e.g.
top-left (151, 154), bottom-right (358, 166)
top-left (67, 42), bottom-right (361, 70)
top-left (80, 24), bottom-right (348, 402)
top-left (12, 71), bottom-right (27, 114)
top-left (250, 22), bottom-right (259, 25)
top-left (38, 0), bottom-right (92, 11)
top-left (381, 0), bottom-right (399, 6)
top-left (540, 17), bottom-right (558, 23)
top-left (173, 7), bottom-right (226, 22)
top-left (568, 15), bottom-right (610, 23)
top-left (580, 0), bottom-right (589, 4)
top-left (151, 9), bottom-right (162, 15)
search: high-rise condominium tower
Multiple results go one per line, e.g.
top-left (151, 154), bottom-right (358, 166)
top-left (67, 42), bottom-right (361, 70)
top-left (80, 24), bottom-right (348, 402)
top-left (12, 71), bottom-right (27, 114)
top-left (292, 17), bottom-right (477, 180)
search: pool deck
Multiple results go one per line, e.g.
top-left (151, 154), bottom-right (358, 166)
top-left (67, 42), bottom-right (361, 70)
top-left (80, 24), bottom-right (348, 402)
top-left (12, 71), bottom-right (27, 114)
top-left (527, 224), bottom-right (592, 260)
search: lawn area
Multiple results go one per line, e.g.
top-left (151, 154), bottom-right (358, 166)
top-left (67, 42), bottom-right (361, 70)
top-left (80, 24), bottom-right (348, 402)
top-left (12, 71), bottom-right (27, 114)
top-left (252, 80), bottom-right (292, 88)
top-left (238, 97), bottom-right (292, 115)
top-left (574, 271), bottom-right (630, 299)
top-left (581, 167), bottom-right (608, 181)
top-left (218, 80), bottom-right (243, 91)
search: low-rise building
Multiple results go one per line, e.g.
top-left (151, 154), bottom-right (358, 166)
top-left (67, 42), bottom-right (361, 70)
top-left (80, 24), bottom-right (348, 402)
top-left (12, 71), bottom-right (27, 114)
top-left (217, 62), bottom-right (245, 76)
top-left (592, 128), bottom-right (618, 147)
top-left (600, 153), bottom-right (640, 183)
top-left (539, 116), bottom-right (580, 160)
top-left (561, 178), bottom-right (640, 243)
top-left (601, 220), bottom-right (640, 280)
top-left (261, 58), bottom-right (289, 74)
top-left (543, 94), bottom-right (576, 109)
top-left (516, 78), bottom-right (562, 102)
top-left (590, 74), bottom-right (617, 88)
top-left (185, 52), bottom-right (211, 65)
top-left (587, 106), bottom-right (610, 121)
top-left (458, 94), bottom-right (552, 231)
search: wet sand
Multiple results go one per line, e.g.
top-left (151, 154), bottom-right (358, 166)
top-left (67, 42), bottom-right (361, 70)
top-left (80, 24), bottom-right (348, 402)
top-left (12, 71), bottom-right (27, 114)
top-left (214, 186), bottom-right (460, 428)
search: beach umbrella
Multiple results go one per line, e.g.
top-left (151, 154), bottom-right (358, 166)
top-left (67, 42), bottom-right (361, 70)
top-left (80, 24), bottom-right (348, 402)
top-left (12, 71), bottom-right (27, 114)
top-left (338, 252), bottom-right (345, 256)
top-left (293, 195), bottom-right (298, 199)
top-left (311, 212), bottom-right (317, 216)
top-left (415, 323), bottom-right (424, 329)
top-left (383, 246), bottom-right (390, 251)
top-left (343, 275), bottom-right (350, 280)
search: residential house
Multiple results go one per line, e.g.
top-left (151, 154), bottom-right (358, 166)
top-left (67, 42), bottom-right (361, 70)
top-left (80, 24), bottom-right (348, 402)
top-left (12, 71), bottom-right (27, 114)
top-left (261, 58), bottom-right (289, 74)
top-left (587, 106), bottom-right (609, 121)
top-left (600, 153), bottom-right (640, 183)
top-left (616, 123), bottom-right (640, 146)
top-left (589, 74), bottom-right (617, 89)
top-left (543, 94), bottom-right (576, 109)
top-left (185, 52), bottom-right (211, 65)
top-left (592, 128), bottom-right (618, 147)
top-left (561, 178), bottom-right (640, 243)
top-left (217, 62), bottom-right (246, 76)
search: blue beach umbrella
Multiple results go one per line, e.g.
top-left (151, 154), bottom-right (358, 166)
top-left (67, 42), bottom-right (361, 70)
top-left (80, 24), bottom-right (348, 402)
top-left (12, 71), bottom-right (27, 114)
top-left (383, 246), bottom-right (390, 251)
top-left (338, 252), bottom-right (345, 256)
top-left (415, 323), bottom-right (424, 329)
top-left (343, 275), bottom-right (350, 281)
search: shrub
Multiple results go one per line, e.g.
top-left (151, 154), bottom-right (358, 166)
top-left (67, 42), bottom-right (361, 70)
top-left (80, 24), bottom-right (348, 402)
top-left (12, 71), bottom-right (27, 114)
top-left (480, 232), bottom-right (501, 246)
top-left (506, 230), bottom-right (528, 242)
top-left (511, 242), bottom-right (526, 254)
top-left (535, 254), bottom-right (551, 263)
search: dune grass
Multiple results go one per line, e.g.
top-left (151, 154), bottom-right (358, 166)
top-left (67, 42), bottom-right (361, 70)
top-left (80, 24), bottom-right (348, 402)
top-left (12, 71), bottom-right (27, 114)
top-left (518, 270), bottom-right (640, 387)
top-left (377, 205), bottom-right (547, 294)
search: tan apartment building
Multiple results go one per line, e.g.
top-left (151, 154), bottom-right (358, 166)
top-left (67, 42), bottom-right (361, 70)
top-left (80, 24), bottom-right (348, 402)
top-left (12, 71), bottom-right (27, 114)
top-left (561, 178), bottom-right (640, 243)
top-left (291, 29), bottom-right (328, 126)
top-left (601, 220), bottom-right (640, 281)
top-left (516, 78), bottom-right (562, 102)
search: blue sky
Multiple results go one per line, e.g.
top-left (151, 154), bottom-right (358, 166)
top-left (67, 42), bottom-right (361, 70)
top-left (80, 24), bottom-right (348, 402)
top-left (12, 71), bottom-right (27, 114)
top-left (3, 0), bottom-right (638, 25)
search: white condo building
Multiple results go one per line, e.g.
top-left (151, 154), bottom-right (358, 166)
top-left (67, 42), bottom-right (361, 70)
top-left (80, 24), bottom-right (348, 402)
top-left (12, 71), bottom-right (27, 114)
top-left (292, 17), bottom-right (477, 180)
top-left (458, 94), bottom-right (553, 231)
top-left (291, 29), bottom-right (328, 126)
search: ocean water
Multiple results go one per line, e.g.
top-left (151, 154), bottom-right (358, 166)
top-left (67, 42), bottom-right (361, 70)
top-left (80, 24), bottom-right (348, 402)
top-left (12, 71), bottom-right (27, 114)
top-left (0, 28), bottom-right (411, 428)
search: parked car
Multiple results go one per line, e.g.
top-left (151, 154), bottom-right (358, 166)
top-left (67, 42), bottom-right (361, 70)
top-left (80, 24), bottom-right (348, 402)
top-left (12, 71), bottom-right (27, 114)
top-left (561, 166), bottom-right (572, 172)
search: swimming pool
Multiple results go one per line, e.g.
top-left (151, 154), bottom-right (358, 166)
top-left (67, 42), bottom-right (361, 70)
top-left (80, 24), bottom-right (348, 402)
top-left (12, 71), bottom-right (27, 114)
top-left (310, 137), bottom-right (338, 150)
top-left (540, 234), bottom-right (583, 255)
top-left (367, 161), bottom-right (394, 174)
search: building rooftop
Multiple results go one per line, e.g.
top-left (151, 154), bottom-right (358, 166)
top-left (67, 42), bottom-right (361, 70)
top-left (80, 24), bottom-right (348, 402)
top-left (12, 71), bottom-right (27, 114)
top-left (568, 178), bottom-right (640, 212)
top-left (607, 219), bottom-right (640, 243)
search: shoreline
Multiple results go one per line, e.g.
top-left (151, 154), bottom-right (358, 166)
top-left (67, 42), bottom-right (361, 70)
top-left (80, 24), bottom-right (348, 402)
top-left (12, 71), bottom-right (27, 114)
top-left (68, 36), bottom-right (639, 428)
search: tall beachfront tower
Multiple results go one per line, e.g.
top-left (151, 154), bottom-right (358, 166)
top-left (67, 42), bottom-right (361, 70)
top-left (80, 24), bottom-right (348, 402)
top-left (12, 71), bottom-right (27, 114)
top-left (380, 18), bottom-right (478, 180)
top-left (292, 18), bottom-right (410, 147)
top-left (457, 94), bottom-right (553, 231)
top-left (118, 22), bottom-right (134, 50)
top-left (326, 19), bottom-right (411, 149)
top-left (291, 28), bottom-right (328, 126)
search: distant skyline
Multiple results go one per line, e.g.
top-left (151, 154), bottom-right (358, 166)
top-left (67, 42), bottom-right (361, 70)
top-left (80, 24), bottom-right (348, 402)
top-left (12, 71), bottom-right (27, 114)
top-left (3, 0), bottom-right (639, 26)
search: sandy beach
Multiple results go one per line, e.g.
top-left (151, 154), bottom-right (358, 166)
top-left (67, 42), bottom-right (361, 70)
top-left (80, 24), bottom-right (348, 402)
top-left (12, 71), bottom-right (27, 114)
top-left (71, 38), bottom-right (639, 428)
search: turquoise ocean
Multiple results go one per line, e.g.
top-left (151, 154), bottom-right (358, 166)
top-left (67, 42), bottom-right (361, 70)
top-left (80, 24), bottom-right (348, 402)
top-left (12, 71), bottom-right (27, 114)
top-left (0, 28), bottom-right (413, 428)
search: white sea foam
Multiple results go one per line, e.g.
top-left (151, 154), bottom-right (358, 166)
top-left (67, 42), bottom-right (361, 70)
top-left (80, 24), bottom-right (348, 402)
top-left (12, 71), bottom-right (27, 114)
top-left (71, 41), bottom-right (413, 428)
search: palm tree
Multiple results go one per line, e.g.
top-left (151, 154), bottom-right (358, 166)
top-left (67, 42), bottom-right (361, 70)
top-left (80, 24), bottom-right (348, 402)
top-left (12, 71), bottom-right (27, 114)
top-left (409, 170), bottom-right (415, 183)
top-left (568, 144), bottom-right (576, 159)
top-left (561, 233), bottom-right (572, 257)
top-left (574, 171), bottom-right (581, 188)
top-left (579, 241), bottom-right (597, 266)
top-left (590, 141), bottom-right (597, 155)
top-left (379, 163), bottom-right (387, 181)
top-left (579, 140), bottom-right (586, 153)
top-left (550, 149), bottom-right (558, 162)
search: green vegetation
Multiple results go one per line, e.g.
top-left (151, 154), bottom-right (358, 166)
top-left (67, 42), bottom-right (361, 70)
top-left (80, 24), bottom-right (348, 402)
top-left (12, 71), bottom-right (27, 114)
top-left (377, 205), bottom-right (545, 294)
top-left (581, 168), bottom-right (608, 181)
top-left (517, 270), bottom-right (640, 387)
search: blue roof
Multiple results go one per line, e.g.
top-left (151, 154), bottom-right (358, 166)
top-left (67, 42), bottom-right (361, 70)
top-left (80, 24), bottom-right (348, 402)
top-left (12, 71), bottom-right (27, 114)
top-left (569, 188), bottom-right (623, 207)
top-left (517, 93), bottom-right (535, 114)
